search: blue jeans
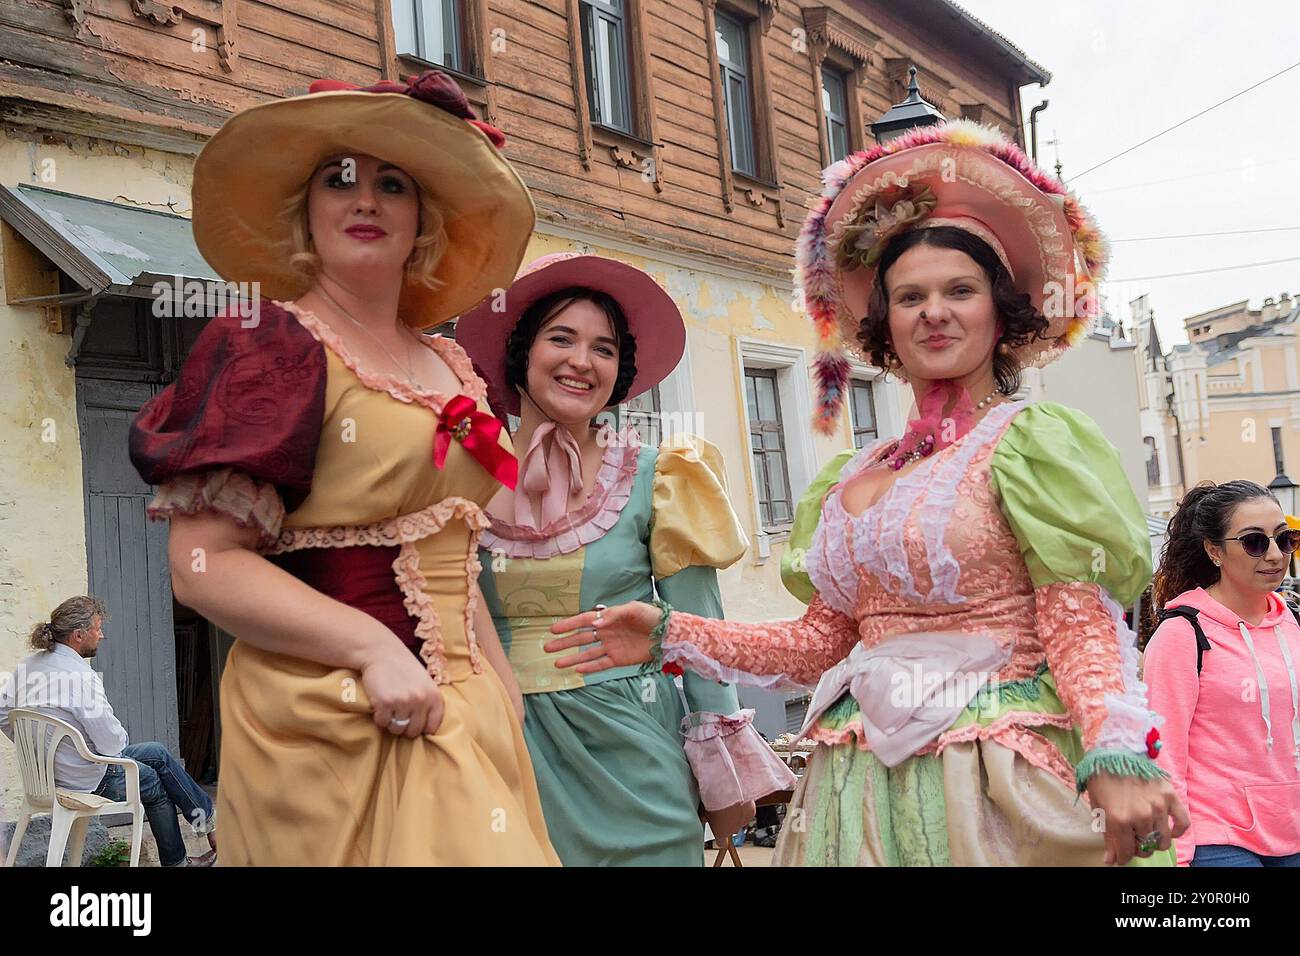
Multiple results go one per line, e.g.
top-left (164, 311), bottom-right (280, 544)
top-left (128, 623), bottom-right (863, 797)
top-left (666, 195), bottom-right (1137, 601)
top-left (93, 742), bottom-right (213, 867)
top-left (1191, 844), bottom-right (1300, 867)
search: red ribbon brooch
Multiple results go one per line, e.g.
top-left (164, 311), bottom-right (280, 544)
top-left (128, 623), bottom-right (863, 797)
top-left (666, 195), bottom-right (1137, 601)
top-left (435, 395), bottom-right (518, 489)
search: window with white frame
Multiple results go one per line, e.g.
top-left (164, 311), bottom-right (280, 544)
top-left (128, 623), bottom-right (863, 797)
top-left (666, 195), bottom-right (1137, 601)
top-left (745, 367), bottom-right (793, 527)
top-left (849, 378), bottom-right (878, 449)
top-left (580, 0), bottom-right (634, 134)
top-left (738, 341), bottom-right (817, 535)
top-left (392, 0), bottom-right (468, 73)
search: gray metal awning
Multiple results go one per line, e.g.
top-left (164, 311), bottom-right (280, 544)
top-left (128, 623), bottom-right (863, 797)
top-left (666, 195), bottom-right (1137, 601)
top-left (0, 183), bottom-right (218, 299)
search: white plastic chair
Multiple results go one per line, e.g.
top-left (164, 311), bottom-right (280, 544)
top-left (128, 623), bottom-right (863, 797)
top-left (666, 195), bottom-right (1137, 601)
top-left (4, 708), bottom-right (143, 867)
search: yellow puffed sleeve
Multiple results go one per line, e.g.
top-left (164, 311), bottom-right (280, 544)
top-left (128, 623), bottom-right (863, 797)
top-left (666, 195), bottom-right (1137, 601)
top-left (650, 434), bottom-right (748, 579)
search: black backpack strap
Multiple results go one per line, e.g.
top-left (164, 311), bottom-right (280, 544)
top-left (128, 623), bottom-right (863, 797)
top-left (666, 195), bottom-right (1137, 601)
top-left (1156, 606), bottom-right (1210, 675)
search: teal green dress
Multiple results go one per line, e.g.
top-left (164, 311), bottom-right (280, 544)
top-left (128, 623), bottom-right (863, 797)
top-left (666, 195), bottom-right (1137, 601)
top-left (478, 428), bottom-right (748, 866)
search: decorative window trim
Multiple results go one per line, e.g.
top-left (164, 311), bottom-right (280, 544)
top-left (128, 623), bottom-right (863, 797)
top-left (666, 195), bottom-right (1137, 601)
top-left (803, 6), bottom-right (876, 166)
top-left (566, 0), bottom-right (666, 192)
top-left (736, 338), bottom-right (817, 535)
top-left (380, 0), bottom-right (499, 126)
top-left (702, 0), bottom-right (785, 226)
top-left (115, 0), bottom-right (239, 72)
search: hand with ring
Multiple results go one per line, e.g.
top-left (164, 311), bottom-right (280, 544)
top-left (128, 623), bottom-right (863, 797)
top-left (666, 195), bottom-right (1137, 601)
top-left (544, 601), bottom-right (661, 673)
top-left (359, 639), bottom-right (446, 739)
top-left (1086, 771), bottom-right (1190, 865)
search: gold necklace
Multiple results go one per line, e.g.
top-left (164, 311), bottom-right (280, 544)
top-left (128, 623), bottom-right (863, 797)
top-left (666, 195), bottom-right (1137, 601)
top-left (316, 286), bottom-right (421, 386)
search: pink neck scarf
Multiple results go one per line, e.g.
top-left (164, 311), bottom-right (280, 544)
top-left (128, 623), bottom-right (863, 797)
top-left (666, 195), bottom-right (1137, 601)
top-left (514, 422), bottom-right (585, 530)
top-left (885, 380), bottom-right (978, 468)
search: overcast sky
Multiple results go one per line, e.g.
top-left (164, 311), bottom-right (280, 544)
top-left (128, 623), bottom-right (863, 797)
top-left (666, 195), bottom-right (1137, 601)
top-left (953, 0), bottom-right (1300, 349)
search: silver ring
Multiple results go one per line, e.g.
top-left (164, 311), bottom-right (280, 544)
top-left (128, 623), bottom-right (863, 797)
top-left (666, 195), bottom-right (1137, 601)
top-left (594, 603), bottom-right (607, 624)
top-left (388, 716), bottom-right (412, 730)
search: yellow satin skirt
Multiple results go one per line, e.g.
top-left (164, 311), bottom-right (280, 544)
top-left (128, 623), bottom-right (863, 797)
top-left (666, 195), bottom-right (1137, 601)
top-left (214, 642), bottom-right (560, 866)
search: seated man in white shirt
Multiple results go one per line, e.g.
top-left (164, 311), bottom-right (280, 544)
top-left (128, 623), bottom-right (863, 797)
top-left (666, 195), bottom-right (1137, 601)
top-left (0, 596), bottom-right (216, 867)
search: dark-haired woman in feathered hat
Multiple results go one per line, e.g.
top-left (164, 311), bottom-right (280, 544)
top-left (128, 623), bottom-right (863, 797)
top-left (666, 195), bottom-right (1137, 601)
top-left (546, 121), bottom-right (1187, 866)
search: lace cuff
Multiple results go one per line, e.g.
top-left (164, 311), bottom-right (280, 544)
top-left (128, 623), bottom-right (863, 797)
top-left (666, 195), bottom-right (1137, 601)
top-left (147, 468), bottom-right (285, 547)
top-left (662, 594), bottom-right (858, 690)
top-left (681, 710), bottom-right (798, 810)
top-left (1036, 581), bottom-right (1161, 753)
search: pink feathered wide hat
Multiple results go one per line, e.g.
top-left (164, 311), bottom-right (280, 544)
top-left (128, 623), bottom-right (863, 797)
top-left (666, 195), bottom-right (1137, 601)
top-left (459, 252), bottom-right (686, 417)
top-left (796, 119), bottom-right (1109, 433)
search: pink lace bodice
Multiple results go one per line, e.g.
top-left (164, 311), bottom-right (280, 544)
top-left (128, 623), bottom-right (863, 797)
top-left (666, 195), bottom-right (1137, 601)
top-left (664, 401), bottom-right (1150, 759)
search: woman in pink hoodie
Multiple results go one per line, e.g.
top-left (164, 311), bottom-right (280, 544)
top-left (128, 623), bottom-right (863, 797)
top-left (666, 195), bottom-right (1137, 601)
top-left (1146, 480), bottom-right (1300, 866)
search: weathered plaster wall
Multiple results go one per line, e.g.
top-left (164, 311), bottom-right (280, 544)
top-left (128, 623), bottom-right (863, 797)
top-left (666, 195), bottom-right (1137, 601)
top-left (0, 130), bottom-right (193, 817)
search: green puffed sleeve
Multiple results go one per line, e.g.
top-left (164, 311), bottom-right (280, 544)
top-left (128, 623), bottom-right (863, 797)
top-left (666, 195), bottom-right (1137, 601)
top-left (989, 403), bottom-right (1152, 604)
top-left (780, 449), bottom-right (857, 603)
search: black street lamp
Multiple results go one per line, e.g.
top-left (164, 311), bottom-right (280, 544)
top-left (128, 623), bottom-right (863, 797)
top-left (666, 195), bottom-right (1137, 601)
top-left (1269, 472), bottom-right (1299, 578)
top-left (1269, 472), bottom-right (1298, 518)
top-left (871, 66), bottom-right (946, 145)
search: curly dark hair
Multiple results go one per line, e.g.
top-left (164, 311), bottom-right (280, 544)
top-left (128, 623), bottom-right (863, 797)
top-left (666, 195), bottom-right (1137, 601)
top-left (1152, 480), bottom-right (1278, 608)
top-left (503, 287), bottom-right (638, 411)
top-left (856, 226), bottom-right (1049, 395)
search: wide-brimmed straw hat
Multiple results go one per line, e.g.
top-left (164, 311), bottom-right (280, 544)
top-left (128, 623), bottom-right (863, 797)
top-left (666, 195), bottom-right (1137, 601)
top-left (796, 119), bottom-right (1108, 432)
top-left (191, 71), bottom-right (535, 330)
top-left (458, 252), bottom-right (686, 416)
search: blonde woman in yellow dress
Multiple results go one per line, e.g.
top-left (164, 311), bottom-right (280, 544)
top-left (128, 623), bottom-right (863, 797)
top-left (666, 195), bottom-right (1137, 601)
top-left (129, 72), bottom-right (558, 865)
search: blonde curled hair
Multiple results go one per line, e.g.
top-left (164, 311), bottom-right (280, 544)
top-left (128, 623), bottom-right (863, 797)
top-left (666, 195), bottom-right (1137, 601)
top-left (30, 596), bottom-right (107, 652)
top-left (280, 166), bottom-right (448, 293)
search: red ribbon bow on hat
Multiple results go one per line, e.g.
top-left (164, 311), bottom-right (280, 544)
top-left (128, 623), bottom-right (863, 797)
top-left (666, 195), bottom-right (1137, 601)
top-left (308, 71), bottom-right (506, 148)
top-left (435, 395), bottom-right (518, 489)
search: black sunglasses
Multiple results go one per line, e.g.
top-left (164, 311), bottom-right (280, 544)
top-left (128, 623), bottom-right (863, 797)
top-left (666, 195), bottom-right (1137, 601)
top-left (1218, 529), bottom-right (1300, 558)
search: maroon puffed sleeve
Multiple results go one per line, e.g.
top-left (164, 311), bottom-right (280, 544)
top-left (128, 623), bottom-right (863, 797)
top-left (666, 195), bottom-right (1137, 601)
top-left (129, 302), bottom-right (326, 514)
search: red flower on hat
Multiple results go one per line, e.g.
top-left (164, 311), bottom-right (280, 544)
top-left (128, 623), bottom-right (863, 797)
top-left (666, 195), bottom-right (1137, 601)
top-left (307, 71), bottom-right (507, 148)
top-left (406, 71), bottom-right (474, 119)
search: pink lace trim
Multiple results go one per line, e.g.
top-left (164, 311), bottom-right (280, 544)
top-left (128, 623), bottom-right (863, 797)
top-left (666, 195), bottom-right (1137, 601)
top-left (266, 496), bottom-right (490, 553)
top-left (664, 639), bottom-right (807, 691)
top-left (661, 596), bottom-right (859, 690)
top-left (268, 496), bottom-right (489, 685)
top-left (805, 708), bottom-right (1078, 791)
top-left (1035, 581), bottom-right (1158, 753)
top-left (910, 402), bottom-right (1025, 604)
top-left (281, 300), bottom-right (487, 411)
top-left (481, 425), bottom-right (642, 558)
top-left (851, 401), bottom-right (1024, 602)
top-left (804, 440), bottom-right (890, 616)
top-left (394, 541), bottom-right (447, 682)
top-left (147, 468), bottom-right (285, 548)
top-left (1097, 590), bottom-right (1162, 752)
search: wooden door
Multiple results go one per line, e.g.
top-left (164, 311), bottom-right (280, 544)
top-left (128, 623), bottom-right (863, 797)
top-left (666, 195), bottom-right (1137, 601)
top-left (75, 377), bottom-right (180, 755)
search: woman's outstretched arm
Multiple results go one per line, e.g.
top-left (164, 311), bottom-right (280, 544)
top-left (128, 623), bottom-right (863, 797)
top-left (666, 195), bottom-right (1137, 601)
top-left (546, 593), bottom-right (860, 689)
